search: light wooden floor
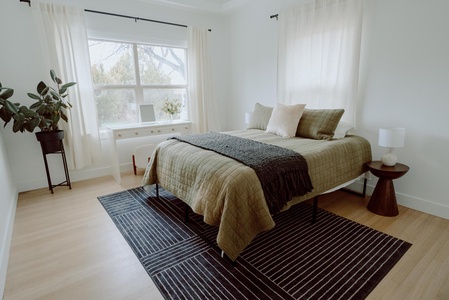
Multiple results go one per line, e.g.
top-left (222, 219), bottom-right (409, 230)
top-left (4, 172), bottom-right (449, 299)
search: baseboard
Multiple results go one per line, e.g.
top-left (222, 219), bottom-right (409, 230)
top-left (347, 180), bottom-right (449, 220)
top-left (16, 166), bottom-right (111, 192)
top-left (0, 188), bottom-right (18, 300)
top-left (396, 193), bottom-right (449, 220)
top-left (16, 163), bottom-right (134, 192)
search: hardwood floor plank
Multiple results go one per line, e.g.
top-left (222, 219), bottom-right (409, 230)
top-left (4, 173), bottom-right (449, 299)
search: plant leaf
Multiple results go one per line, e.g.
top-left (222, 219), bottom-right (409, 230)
top-left (30, 101), bottom-right (42, 109)
top-left (41, 86), bottom-right (50, 96)
top-left (61, 82), bottom-right (76, 89)
top-left (0, 107), bottom-right (12, 124)
top-left (53, 114), bottom-right (60, 124)
top-left (30, 117), bottom-right (40, 130)
top-left (37, 81), bottom-right (47, 94)
top-left (0, 88), bottom-right (14, 100)
top-left (39, 118), bottom-right (47, 130)
top-left (50, 90), bottom-right (60, 99)
top-left (12, 121), bottom-right (22, 133)
top-left (36, 103), bottom-right (47, 114)
top-left (18, 106), bottom-right (28, 113)
top-left (12, 113), bottom-right (24, 122)
top-left (50, 70), bottom-right (57, 82)
top-left (23, 108), bottom-right (37, 118)
top-left (27, 93), bottom-right (41, 100)
top-left (61, 111), bottom-right (68, 122)
top-left (24, 122), bottom-right (32, 133)
top-left (5, 99), bottom-right (18, 114)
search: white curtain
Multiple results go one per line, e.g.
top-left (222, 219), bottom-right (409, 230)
top-left (32, 1), bottom-right (102, 170)
top-left (277, 0), bottom-right (364, 125)
top-left (187, 26), bottom-right (219, 133)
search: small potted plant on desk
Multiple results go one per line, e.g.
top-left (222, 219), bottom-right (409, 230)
top-left (161, 97), bottom-right (181, 122)
top-left (0, 70), bottom-right (76, 193)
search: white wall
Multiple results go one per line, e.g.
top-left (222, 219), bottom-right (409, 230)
top-left (0, 130), bottom-right (18, 300)
top-left (225, 0), bottom-right (449, 219)
top-left (0, 3), bottom-right (23, 298)
top-left (0, 0), bottom-right (228, 192)
top-left (357, 0), bottom-right (449, 218)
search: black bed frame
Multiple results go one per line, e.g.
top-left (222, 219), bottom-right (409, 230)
top-left (154, 177), bottom-right (367, 224)
top-left (153, 177), bottom-right (368, 265)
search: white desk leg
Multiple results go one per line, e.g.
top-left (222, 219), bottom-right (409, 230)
top-left (109, 136), bottom-right (121, 184)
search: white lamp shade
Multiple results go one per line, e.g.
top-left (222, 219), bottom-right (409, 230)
top-left (245, 112), bottom-right (253, 124)
top-left (378, 127), bottom-right (406, 148)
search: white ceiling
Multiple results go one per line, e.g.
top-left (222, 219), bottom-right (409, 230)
top-left (138, 0), bottom-right (250, 13)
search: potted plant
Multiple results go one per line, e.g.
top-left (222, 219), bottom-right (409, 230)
top-left (161, 97), bottom-right (182, 121)
top-left (0, 70), bottom-right (76, 152)
top-left (1, 70), bottom-right (76, 193)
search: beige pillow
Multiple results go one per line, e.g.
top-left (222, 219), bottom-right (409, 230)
top-left (247, 103), bottom-right (274, 130)
top-left (296, 109), bottom-right (345, 140)
top-left (266, 103), bottom-right (306, 138)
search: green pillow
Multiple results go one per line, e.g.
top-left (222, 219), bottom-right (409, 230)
top-left (247, 103), bottom-right (273, 130)
top-left (296, 109), bottom-right (344, 140)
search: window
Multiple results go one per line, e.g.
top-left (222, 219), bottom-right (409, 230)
top-left (88, 40), bottom-right (188, 128)
top-left (277, 0), bottom-right (364, 125)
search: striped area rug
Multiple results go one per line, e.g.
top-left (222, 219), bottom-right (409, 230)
top-left (98, 187), bottom-right (411, 300)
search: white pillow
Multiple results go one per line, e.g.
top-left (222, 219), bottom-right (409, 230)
top-left (333, 121), bottom-right (355, 139)
top-left (266, 103), bottom-right (306, 137)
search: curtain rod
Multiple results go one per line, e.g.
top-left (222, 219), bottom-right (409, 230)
top-left (85, 9), bottom-right (189, 29)
top-left (270, 14), bottom-right (279, 20)
top-left (20, 0), bottom-right (211, 31)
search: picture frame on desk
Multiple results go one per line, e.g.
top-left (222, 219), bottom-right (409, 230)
top-left (139, 104), bottom-right (156, 124)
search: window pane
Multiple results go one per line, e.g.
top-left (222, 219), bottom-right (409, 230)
top-left (89, 40), bottom-right (136, 85)
top-left (138, 45), bottom-right (187, 85)
top-left (143, 89), bottom-right (188, 121)
top-left (95, 89), bottom-right (137, 128)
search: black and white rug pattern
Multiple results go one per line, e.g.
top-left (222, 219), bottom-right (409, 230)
top-left (98, 187), bottom-right (411, 300)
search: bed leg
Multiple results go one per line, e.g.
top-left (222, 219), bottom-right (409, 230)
top-left (184, 203), bottom-right (189, 223)
top-left (156, 183), bottom-right (159, 199)
top-left (363, 178), bottom-right (367, 197)
top-left (221, 251), bottom-right (237, 267)
top-left (312, 196), bottom-right (318, 224)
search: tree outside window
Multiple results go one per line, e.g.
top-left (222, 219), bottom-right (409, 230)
top-left (88, 40), bottom-right (188, 128)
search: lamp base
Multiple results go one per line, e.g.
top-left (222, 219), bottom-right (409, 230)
top-left (381, 152), bottom-right (397, 166)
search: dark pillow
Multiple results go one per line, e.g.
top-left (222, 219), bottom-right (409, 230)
top-left (296, 109), bottom-right (344, 140)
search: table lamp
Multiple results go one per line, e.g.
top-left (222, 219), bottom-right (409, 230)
top-left (378, 127), bottom-right (406, 166)
top-left (245, 112), bottom-right (252, 125)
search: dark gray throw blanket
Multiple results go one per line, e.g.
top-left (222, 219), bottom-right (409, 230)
top-left (172, 132), bottom-right (313, 214)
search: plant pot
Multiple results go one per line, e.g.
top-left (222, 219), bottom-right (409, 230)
top-left (35, 130), bottom-right (64, 154)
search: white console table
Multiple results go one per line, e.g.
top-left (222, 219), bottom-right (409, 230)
top-left (106, 121), bottom-right (192, 183)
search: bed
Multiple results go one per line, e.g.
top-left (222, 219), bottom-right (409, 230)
top-left (142, 106), bottom-right (372, 261)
